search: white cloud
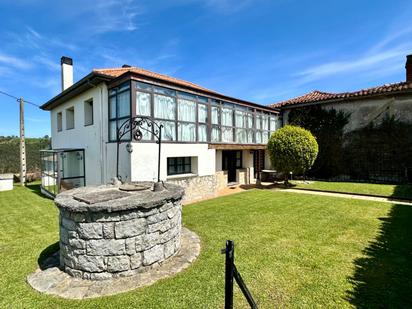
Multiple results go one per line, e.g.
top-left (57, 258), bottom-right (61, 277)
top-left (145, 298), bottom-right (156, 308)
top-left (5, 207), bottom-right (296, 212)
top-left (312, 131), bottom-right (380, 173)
top-left (0, 52), bottom-right (32, 69)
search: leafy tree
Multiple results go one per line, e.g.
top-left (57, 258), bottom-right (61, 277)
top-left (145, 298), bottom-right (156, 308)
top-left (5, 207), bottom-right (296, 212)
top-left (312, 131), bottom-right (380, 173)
top-left (267, 125), bottom-right (319, 185)
top-left (288, 106), bottom-right (350, 178)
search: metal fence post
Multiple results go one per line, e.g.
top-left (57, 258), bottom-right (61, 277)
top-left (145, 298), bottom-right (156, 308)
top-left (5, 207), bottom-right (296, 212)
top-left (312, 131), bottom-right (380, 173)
top-left (224, 240), bottom-right (235, 309)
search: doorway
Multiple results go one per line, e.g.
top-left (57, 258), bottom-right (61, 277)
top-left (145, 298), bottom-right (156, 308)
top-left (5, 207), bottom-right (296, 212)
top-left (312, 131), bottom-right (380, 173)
top-left (222, 150), bottom-right (242, 183)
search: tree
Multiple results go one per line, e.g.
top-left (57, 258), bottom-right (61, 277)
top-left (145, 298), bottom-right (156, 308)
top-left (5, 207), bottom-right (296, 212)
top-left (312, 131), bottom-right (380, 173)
top-left (267, 125), bottom-right (319, 185)
top-left (288, 106), bottom-right (350, 178)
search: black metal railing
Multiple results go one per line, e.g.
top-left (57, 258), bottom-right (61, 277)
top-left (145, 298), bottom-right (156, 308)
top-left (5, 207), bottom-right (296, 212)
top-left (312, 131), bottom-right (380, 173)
top-left (221, 240), bottom-right (258, 309)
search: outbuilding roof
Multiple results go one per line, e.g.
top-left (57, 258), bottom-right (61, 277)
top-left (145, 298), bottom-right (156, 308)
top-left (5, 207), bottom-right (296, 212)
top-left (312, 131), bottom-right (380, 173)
top-left (271, 81), bottom-right (412, 108)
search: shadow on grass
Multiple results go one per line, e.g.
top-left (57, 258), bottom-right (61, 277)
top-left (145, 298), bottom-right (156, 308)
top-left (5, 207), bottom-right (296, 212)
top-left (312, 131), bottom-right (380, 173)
top-left (392, 183), bottom-right (412, 200)
top-left (38, 241), bottom-right (60, 270)
top-left (347, 204), bottom-right (412, 308)
top-left (26, 183), bottom-right (53, 199)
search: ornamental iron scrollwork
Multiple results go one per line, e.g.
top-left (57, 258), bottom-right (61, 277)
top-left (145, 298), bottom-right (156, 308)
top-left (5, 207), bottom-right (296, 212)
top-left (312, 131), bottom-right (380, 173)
top-left (116, 117), bottom-right (163, 183)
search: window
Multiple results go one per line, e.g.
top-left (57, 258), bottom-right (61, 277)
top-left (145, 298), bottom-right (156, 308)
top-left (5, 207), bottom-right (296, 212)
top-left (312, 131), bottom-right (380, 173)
top-left (57, 112), bottom-right (62, 132)
top-left (84, 99), bottom-right (93, 126)
top-left (167, 157), bottom-right (191, 175)
top-left (108, 82), bottom-right (131, 142)
top-left (198, 104), bottom-right (208, 142)
top-left (178, 98), bottom-right (196, 142)
top-left (66, 107), bottom-right (74, 130)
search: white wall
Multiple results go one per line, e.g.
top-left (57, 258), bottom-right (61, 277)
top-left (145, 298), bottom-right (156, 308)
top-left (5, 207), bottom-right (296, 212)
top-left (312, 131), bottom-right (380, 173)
top-left (50, 83), bottom-right (113, 186)
top-left (130, 143), bottom-right (216, 181)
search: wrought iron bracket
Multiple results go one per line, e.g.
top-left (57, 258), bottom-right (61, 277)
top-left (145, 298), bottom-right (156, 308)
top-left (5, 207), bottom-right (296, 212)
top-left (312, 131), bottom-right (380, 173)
top-left (116, 116), bottom-right (163, 183)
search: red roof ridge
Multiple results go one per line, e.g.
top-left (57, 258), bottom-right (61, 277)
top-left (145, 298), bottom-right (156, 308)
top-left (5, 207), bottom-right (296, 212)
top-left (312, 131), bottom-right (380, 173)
top-left (93, 66), bottom-right (217, 94)
top-left (271, 80), bottom-right (412, 108)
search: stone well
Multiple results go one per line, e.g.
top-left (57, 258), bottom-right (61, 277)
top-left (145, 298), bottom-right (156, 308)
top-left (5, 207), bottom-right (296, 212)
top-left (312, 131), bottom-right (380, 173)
top-left (54, 182), bottom-right (184, 280)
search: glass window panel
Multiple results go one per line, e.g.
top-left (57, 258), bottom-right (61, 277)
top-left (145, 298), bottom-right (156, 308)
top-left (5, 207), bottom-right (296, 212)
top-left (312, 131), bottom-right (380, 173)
top-left (198, 124), bottom-right (207, 142)
top-left (235, 110), bottom-right (247, 128)
top-left (158, 120), bottom-right (176, 141)
top-left (256, 131), bottom-right (262, 144)
top-left (247, 114), bottom-right (253, 129)
top-left (198, 96), bottom-right (208, 103)
top-left (109, 97), bottom-right (116, 119)
top-left (236, 128), bottom-right (247, 143)
top-left (109, 89), bottom-right (116, 96)
top-left (262, 131), bottom-right (269, 143)
top-left (154, 94), bottom-right (176, 120)
top-left (198, 104), bottom-right (208, 123)
top-left (139, 120), bottom-right (152, 140)
top-left (118, 82), bottom-right (130, 92)
top-left (178, 99), bottom-right (196, 122)
top-left (178, 122), bottom-right (196, 142)
top-left (222, 127), bottom-right (233, 142)
top-left (221, 108), bottom-right (233, 126)
top-left (262, 115), bottom-right (269, 130)
top-left (270, 116), bottom-right (277, 131)
top-left (136, 91), bottom-right (151, 116)
top-left (211, 127), bottom-right (220, 142)
top-left (118, 119), bottom-right (131, 141)
top-left (211, 106), bottom-right (219, 125)
top-left (256, 115), bottom-right (262, 130)
top-left (247, 130), bottom-right (253, 143)
top-left (109, 120), bottom-right (117, 141)
top-left (136, 82), bottom-right (152, 91)
top-left (178, 91), bottom-right (197, 101)
top-left (154, 86), bottom-right (176, 97)
top-left (117, 91), bottom-right (130, 118)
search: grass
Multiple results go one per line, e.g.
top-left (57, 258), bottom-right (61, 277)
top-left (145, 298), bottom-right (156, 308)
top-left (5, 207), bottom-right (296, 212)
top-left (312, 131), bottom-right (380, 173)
top-left (1, 184), bottom-right (412, 308)
top-left (291, 180), bottom-right (412, 199)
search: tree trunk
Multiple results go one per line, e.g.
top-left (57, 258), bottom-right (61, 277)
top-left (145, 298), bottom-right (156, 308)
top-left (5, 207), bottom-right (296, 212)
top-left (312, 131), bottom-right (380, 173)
top-left (284, 173), bottom-right (289, 187)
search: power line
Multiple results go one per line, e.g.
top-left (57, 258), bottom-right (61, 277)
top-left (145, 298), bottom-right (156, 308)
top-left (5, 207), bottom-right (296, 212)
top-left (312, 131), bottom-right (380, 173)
top-left (0, 90), bottom-right (40, 107)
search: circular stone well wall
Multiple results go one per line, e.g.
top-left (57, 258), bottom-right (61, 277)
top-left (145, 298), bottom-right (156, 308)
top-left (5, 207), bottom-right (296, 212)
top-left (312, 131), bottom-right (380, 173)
top-left (55, 183), bottom-right (183, 281)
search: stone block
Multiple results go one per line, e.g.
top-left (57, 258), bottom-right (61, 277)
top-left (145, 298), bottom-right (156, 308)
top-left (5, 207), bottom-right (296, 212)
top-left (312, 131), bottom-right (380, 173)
top-left (159, 202), bottom-right (174, 213)
top-left (147, 212), bottom-right (168, 224)
top-left (86, 239), bottom-right (126, 256)
top-left (114, 218), bottom-right (146, 238)
top-left (61, 216), bottom-right (77, 230)
top-left (89, 272), bottom-right (113, 281)
top-left (164, 239), bottom-right (175, 259)
top-left (77, 255), bottom-right (105, 272)
top-left (107, 256), bottom-right (130, 272)
top-left (65, 266), bottom-right (83, 278)
top-left (68, 231), bottom-right (79, 239)
top-left (78, 223), bottom-right (103, 239)
top-left (143, 245), bottom-right (164, 266)
top-left (60, 226), bottom-right (69, 244)
top-left (102, 223), bottom-right (115, 239)
top-left (135, 235), bottom-right (144, 252)
top-left (147, 220), bottom-right (172, 233)
top-left (92, 212), bottom-right (121, 222)
top-left (160, 226), bottom-right (179, 244)
top-left (143, 232), bottom-right (160, 249)
top-left (130, 253), bottom-right (142, 269)
top-left (69, 238), bottom-right (85, 250)
top-left (125, 237), bottom-right (136, 255)
top-left (166, 206), bottom-right (179, 219)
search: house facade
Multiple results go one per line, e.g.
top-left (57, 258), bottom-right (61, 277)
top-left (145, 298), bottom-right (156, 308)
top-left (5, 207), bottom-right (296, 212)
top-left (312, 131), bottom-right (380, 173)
top-left (40, 57), bottom-right (281, 201)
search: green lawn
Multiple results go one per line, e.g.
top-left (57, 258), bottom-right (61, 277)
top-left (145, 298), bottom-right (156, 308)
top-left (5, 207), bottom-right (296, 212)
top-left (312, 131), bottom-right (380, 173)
top-left (291, 180), bottom-right (412, 199)
top-left (1, 184), bottom-right (412, 308)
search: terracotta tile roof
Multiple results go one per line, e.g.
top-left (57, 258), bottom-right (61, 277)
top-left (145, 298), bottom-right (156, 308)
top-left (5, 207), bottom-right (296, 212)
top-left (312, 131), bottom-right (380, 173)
top-left (94, 67), bottom-right (219, 94)
top-left (271, 81), bottom-right (412, 108)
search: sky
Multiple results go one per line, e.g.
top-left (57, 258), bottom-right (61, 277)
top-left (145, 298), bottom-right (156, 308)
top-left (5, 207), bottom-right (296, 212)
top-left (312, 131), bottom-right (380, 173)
top-left (0, 0), bottom-right (412, 137)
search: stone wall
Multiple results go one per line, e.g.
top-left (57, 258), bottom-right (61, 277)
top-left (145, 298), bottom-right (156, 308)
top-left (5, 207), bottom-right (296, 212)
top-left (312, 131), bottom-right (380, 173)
top-left (59, 200), bottom-right (182, 280)
top-left (168, 175), bottom-right (218, 203)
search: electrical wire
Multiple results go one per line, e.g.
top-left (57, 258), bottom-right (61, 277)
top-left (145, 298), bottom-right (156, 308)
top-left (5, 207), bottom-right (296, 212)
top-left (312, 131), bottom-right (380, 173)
top-left (0, 90), bottom-right (40, 107)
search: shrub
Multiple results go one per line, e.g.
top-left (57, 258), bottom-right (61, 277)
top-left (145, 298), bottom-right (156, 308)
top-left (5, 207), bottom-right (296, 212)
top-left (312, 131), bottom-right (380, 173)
top-left (267, 125), bottom-right (318, 184)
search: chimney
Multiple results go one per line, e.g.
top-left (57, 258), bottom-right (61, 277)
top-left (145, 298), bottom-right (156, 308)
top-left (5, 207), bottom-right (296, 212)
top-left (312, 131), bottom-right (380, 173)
top-left (61, 56), bottom-right (73, 91)
top-left (406, 54), bottom-right (412, 83)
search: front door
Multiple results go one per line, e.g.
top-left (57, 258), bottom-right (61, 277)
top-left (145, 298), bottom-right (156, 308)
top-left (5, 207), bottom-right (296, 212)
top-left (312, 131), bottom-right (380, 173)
top-left (222, 150), bottom-right (239, 183)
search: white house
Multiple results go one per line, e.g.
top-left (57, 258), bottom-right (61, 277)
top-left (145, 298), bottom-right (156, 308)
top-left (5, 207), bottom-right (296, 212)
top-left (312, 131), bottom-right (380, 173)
top-left (40, 57), bottom-right (281, 201)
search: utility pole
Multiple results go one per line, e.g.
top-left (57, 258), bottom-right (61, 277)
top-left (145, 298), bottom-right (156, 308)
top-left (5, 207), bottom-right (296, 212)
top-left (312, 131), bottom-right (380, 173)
top-left (19, 98), bottom-right (26, 186)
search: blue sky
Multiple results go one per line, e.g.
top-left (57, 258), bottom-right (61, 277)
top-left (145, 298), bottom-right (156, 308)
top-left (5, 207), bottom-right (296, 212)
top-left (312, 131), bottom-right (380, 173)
top-left (1, 0), bottom-right (412, 137)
